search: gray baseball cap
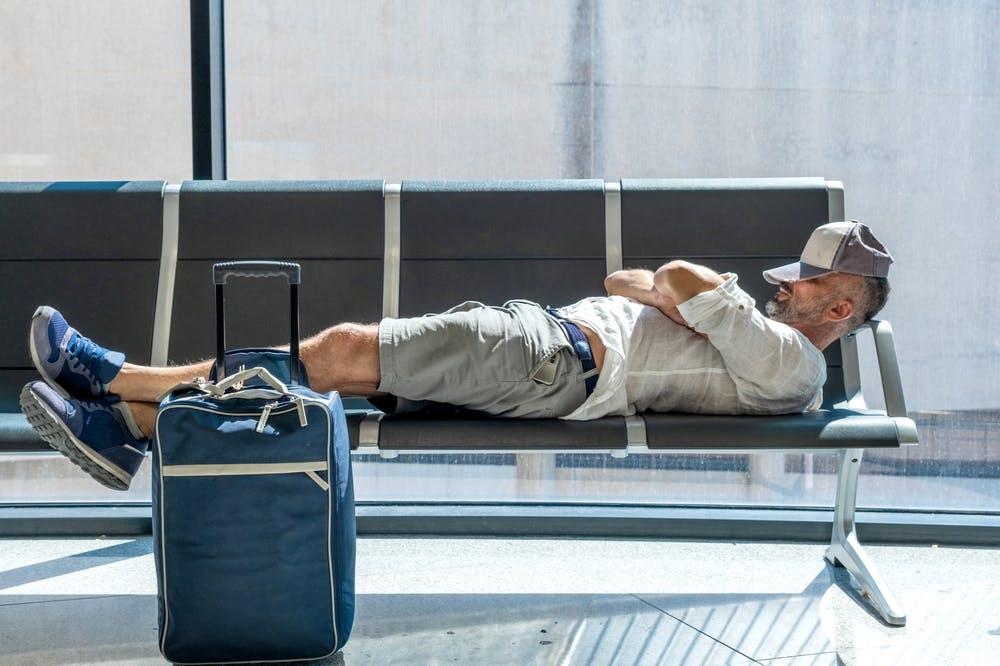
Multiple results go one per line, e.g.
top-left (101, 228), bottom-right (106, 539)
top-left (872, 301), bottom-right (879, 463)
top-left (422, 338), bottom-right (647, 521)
top-left (763, 221), bottom-right (894, 285)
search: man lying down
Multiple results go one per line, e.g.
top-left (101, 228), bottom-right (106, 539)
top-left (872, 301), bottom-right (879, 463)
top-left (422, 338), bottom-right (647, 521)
top-left (21, 221), bottom-right (892, 490)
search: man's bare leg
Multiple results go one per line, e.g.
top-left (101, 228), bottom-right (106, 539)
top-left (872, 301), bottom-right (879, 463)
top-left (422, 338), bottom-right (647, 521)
top-left (110, 362), bottom-right (214, 403)
top-left (127, 402), bottom-right (160, 440)
top-left (113, 322), bottom-right (383, 438)
top-left (110, 322), bottom-right (382, 401)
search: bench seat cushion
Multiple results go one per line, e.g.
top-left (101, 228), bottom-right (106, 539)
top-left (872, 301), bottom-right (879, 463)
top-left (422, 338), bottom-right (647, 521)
top-left (4, 408), bottom-right (915, 455)
top-left (354, 413), bottom-right (628, 451)
top-left (643, 409), bottom-right (917, 450)
top-left (0, 413), bottom-right (42, 452)
top-left (347, 408), bottom-right (916, 452)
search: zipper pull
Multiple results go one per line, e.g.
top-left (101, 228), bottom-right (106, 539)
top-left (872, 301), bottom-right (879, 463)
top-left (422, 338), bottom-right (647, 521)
top-left (256, 401), bottom-right (278, 433)
top-left (295, 397), bottom-right (308, 427)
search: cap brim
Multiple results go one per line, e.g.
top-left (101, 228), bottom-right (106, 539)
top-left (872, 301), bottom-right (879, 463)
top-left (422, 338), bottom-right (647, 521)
top-left (762, 262), bottom-right (833, 285)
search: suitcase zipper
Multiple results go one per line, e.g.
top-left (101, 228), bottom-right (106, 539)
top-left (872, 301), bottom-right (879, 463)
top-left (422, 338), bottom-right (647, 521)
top-left (256, 397), bottom-right (308, 433)
top-left (162, 395), bottom-right (324, 422)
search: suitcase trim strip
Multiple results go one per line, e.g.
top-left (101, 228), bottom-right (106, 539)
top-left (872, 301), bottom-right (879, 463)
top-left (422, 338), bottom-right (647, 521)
top-left (162, 461), bottom-right (332, 490)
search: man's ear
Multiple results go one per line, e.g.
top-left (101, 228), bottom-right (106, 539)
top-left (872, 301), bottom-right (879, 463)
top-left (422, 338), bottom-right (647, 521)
top-left (827, 299), bottom-right (854, 323)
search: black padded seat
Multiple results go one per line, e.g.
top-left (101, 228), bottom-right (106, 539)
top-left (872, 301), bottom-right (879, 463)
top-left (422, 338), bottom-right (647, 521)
top-left (347, 408), bottom-right (910, 453)
top-left (642, 409), bottom-right (911, 451)
top-left (0, 181), bottom-right (165, 412)
top-left (366, 415), bottom-right (628, 452)
top-left (167, 180), bottom-right (386, 365)
top-left (397, 180), bottom-right (608, 315)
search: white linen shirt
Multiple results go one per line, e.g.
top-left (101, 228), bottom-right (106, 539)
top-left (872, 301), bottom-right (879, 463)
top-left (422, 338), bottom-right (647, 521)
top-left (557, 274), bottom-right (826, 420)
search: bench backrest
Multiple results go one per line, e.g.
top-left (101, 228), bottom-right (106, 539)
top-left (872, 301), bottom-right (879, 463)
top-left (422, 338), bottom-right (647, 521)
top-left (397, 180), bottom-right (608, 315)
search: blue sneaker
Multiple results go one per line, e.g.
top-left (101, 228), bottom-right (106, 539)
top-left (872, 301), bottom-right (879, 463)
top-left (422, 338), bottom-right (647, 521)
top-left (20, 381), bottom-right (149, 491)
top-left (29, 306), bottom-right (124, 399)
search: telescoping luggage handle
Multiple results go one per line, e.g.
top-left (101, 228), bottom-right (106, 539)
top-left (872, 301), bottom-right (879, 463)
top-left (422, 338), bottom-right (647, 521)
top-left (213, 261), bottom-right (302, 384)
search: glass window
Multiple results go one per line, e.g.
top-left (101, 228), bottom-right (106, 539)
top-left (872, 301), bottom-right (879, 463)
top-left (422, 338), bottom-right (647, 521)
top-left (224, 1), bottom-right (583, 180)
top-left (0, 1), bottom-right (191, 182)
top-left (4, 2), bottom-right (998, 515)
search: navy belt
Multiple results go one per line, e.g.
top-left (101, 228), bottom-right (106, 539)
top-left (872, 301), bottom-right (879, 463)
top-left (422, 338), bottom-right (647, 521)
top-left (545, 307), bottom-right (599, 397)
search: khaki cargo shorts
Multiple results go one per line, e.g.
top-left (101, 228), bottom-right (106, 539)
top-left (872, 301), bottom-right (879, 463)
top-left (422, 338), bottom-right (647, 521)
top-left (377, 300), bottom-right (588, 418)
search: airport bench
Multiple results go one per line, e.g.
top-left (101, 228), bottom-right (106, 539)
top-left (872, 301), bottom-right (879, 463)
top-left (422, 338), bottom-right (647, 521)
top-left (0, 178), bottom-right (917, 625)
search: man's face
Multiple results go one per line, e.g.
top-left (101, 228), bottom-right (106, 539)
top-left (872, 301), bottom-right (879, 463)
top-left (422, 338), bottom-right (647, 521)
top-left (765, 275), bottom-right (838, 327)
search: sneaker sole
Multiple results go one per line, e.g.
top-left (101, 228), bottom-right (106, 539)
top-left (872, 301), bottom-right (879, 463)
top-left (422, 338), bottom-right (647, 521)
top-left (29, 306), bottom-right (73, 400)
top-left (20, 384), bottom-right (132, 491)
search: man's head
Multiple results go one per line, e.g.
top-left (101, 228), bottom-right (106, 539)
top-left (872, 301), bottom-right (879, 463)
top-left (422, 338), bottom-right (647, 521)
top-left (762, 221), bottom-right (893, 348)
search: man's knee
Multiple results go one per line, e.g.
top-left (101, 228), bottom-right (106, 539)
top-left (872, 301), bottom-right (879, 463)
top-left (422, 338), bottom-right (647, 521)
top-left (324, 322), bottom-right (378, 354)
top-left (303, 322), bottom-right (381, 390)
top-left (338, 321), bottom-right (378, 338)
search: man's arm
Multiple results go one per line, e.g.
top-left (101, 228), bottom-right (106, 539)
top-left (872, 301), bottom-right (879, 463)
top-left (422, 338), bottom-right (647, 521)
top-left (603, 269), bottom-right (658, 305)
top-left (605, 261), bottom-right (725, 326)
top-left (652, 260), bottom-right (726, 303)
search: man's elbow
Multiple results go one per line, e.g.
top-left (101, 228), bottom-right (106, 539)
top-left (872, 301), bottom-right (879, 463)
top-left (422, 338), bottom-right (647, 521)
top-left (603, 273), bottom-right (618, 295)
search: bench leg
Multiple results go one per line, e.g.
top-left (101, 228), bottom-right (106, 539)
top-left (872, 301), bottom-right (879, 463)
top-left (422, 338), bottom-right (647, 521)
top-left (824, 448), bottom-right (907, 626)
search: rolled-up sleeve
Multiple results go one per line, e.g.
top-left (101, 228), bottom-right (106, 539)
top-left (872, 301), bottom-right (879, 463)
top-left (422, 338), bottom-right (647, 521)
top-left (676, 275), bottom-right (826, 413)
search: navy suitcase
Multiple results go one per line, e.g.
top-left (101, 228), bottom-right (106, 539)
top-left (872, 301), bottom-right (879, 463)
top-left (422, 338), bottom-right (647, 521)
top-left (152, 261), bottom-right (355, 664)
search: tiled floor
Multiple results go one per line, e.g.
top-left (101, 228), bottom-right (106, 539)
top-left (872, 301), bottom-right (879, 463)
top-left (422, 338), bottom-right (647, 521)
top-left (1, 536), bottom-right (998, 665)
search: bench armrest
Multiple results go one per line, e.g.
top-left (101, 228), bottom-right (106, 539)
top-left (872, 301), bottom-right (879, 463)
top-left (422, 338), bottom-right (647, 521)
top-left (841, 319), bottom-right (908, 418)
top-left (864, 319), bottom-right (908, 418)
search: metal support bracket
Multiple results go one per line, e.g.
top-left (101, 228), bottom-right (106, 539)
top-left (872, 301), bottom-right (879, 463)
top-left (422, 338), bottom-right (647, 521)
top-left (611, 415), bottom-right (649, 458)
top-left (151, 183), bottom-right (181, 366)
top-left (825, 448), bottom-right (907, 626)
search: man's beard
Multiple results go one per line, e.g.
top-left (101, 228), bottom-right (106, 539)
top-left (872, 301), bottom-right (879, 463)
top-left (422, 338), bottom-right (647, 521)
top-left (764, 297), bottom-right (792, 322)
top-left (765, 292), bottom-right (826, 326)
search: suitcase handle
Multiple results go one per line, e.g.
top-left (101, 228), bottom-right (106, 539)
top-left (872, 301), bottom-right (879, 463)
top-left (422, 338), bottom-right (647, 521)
top-left (213, 261), bottom-right (301, 384)
top-left (214, 261), bottom-right (301, 285)
top-left (215, 365), bottom-right (289, 395)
